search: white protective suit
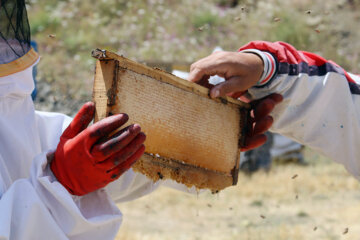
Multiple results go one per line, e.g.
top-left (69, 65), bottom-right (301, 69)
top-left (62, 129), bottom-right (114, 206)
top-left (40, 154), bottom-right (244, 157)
top-left (0, 48), bottom-right (193, 239)
top-left (240, 41), bottom-right (360, 180)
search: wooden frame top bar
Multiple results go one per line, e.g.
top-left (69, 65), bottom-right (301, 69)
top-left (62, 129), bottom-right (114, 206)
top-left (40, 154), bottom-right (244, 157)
top-left (92, 49), bottom-right (250, 109)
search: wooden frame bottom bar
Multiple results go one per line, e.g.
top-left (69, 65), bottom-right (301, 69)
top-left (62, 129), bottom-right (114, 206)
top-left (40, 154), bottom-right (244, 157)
top-left (133, 153), bottom-right (235, 192)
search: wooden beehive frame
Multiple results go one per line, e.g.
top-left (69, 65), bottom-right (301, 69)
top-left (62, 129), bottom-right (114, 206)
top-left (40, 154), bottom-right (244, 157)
top-left (92, 49), bottom-right (250, 191)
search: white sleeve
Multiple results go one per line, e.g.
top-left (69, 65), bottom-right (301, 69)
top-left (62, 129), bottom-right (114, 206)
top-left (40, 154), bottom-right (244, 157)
top-left (35, 111), bottom-right (72, 151)
top-left (105, 169), bottom-right (161, 203)
top-left (239, 41), bottom-right (360, 180)
top-left (35, 112), bottom-right (194, 206)
top-left (106, 170), bottom-right (198, 203)
top-left (0, 152), bottom-right (123, 240)
top-left (0, 109), bottom-right (123, 240)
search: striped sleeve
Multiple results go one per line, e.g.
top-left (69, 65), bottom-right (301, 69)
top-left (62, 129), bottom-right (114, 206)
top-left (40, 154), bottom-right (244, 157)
top-left (239, 41), bottom-right (360, 94)
top-left (239, 48), bottom-right (277, 86)
top-left (237, 41), bottom-right (360, 180)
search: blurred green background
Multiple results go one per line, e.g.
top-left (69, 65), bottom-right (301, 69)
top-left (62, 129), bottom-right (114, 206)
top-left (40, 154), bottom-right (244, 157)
top-left (27, 0), bottom-right (360, 114)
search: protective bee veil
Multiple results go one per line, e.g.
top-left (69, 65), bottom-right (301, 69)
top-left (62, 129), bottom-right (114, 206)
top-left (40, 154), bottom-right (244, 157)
top-left (0, 0), bottom-right (31, 64)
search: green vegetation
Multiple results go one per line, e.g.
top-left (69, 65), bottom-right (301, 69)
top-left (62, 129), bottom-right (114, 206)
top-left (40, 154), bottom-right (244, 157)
top-left (27, 0), bottom-right (360, 114)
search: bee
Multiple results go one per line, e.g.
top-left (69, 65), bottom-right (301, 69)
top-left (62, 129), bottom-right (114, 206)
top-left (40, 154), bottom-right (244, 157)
top-left (313, 226), bottom-right (317, 231)
top-left (234, 16), bottom-right (241, 21)
top-left (48, 34), bottom-right (56, 38)
top-left (273, 17), bottom-right (281, 22)
top-left (207, 203), bottom-right (212, 208)
top-left (315, 29), bottom-right (321, 33)
top-left (260, 215), bottom-right (266, 219)
top-left (157, 172), bottom-right (163, 179)
top-left (292, 174), bottom-right (298, 179)
top-left (343, 228), bottom-right (349, 235)
top-left (198, 26), bottom-right (204, 31)
top-left (306, 10), bottom-right (312, 14)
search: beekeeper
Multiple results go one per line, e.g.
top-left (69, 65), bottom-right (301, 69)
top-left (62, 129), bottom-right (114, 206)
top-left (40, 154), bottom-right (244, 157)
top-left (0, 0), bottom-right (166, 239)
top-left (189, 40), bottom-right (360, 180)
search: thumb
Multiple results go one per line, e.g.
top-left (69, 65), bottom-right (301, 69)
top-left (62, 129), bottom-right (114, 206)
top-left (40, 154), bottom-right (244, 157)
top-left (62, 102), bottom-right (95, 139)
top-left (209, 76), bottom-right (250, 98)
top-left (227, 91), bottom-right (246, 99)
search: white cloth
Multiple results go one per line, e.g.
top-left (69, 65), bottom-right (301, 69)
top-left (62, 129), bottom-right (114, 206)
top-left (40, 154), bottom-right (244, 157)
top-left (248, 54), bottom-right (360, 180)
top-left (0, 62), bottom-right (173, 239)
top-left (270, 134), bottom-right (302, 158)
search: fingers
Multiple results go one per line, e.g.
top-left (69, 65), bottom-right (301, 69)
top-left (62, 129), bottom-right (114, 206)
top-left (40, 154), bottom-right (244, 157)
top-left (189, 52), bottom-right (264, 97)
top-left (95, 132), bottom-right (146, 170)
top-left (91, 124), bottom-right (142, 160)
top-left (209, 76), bottom-right (246, 98)
top-left (62, 102), bottom-right (95, 139)
top-left (252, 98), bottom-right (276, 121)
top-left (197, 75), bottom-right (214, 89)
top-left (240, 93), bottom-right (283, 152)
top-left (107, 145), bottom-right (146, 180)
top-left (188, 52), bottom-right (227, 83)
top-left (110, 132), bottom-right (146, 165)
top-left (253, 116), bottom-right (273, 135)
top-left (227, 91), bottom-right (246, 99)
top-left (86, 113), bottom-right (129, 145)
top-left (240, 134), bottom-right (267, 152)
top-left (188, 65), bottom-right (220, 85)
top-left (252, 93), bottom-right (283, 121)
top-left (266, 93), bottom-right (283, 104)
top-left (188, 61), bottom-right (212, 84)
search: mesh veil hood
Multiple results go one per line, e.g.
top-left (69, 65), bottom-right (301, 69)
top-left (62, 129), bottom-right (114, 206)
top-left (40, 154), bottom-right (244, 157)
top-left (0, 0), bottom-right (31, 64)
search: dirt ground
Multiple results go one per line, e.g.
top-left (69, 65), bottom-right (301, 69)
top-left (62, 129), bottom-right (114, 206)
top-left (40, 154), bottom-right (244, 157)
top-left (115, 148), bottom-right (360, 240)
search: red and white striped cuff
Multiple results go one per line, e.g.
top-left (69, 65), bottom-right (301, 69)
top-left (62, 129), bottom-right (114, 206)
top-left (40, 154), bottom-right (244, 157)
top-left (239, 49), bottom-right (277, 86)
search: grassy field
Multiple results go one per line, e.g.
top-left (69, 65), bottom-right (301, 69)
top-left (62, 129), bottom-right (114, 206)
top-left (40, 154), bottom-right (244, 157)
top-left (115, 149), bottom-right (360, 240)
top-left (29, 0), bottom-right (360, 115)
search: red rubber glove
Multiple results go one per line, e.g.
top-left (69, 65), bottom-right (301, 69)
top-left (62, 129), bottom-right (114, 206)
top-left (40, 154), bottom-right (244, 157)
top-left (240, 93), bottom-right (283, 151)
top-left (50, 102), bottom-right (146, 196)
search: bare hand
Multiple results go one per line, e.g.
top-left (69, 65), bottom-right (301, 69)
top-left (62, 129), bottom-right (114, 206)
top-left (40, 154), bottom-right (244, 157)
top-left (189, 51), bottom-right (281, 151)
top-left (188, 51), bottom-right (263, 98)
